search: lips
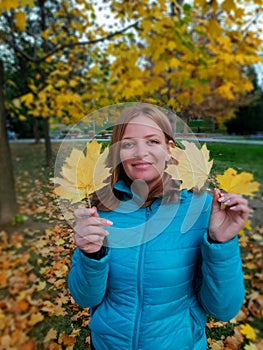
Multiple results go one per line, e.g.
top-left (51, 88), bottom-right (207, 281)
top-left (132, 162), bottom-right (152, 169)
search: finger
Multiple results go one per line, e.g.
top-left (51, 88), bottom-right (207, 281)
top-left (86, 216), bottom-right (113, 227)
top-left (79, 217), bottom-right (113, 229)
top-left (76, 226), bottom-right (110, 239)
top-left (74, 207), bottom-right (97, 219)
top-left (74, 207), bottom-right (113, 227)
top-left (216, 193), bottom-right (248, 212)
top-left (89, 206), bottom-right (99, 218)
top-left (76, 233), bottom-right (107, 245)
top-left (229, 203), bottom-right (250, 219)
top-left (218, 195), bottom-right (248, 207)
top-left (214, 188), bottom-right (222, 200)
top-left (211, 188), bottom-right (223, 210)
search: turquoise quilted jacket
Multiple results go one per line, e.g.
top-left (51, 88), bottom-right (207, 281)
top-left (68, 181), bottom-right (245, 350)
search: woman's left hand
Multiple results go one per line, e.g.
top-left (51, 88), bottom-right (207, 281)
top-left (208, 188), bottom-right (250, 242)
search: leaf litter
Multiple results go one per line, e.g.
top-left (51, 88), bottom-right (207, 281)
top-left (0, 143), bottom-right (262, 349)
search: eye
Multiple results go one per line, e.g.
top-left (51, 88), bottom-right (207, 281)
top-left (121, 140), bottom-right (135, 149)
top-left (147, 139), bottom-right (160, 145)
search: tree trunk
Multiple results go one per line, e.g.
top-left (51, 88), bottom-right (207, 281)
top-left (33, 117), bottom-right (41, 144)
top-left (39, 0), bottom-right (52, 167)
top-left (0, 60), bottom-right (17, 225)
top-left (43, 117), bottom-right (52, 167)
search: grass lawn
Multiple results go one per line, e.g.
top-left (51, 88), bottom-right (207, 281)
top-left (206, 143), bottom-right (263, 183)
top-left (0, 141), bottom-right (262, 350)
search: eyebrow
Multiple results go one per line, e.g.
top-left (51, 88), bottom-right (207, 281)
top-left (122, 134), bottom-right (161, 140)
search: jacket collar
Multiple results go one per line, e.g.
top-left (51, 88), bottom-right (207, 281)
top-left (113, 179), bottom-right (188, 204)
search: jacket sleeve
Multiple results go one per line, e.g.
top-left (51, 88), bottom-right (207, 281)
top-left (67, 247), bottom-right (110, 308)
top-left (197, 234), bottom-right (245, 321)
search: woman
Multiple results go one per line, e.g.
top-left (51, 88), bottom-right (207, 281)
top-left (68, 104), bottom-right (249, 350)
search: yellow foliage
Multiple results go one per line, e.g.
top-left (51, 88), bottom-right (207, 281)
top-left (55, 80), bottom-right (66, 88)
top-left (244, 343), bottom-right (258, 350)
top-left (166, 141), bottom-right (213, 190)
top-left (28, 312), bottom-right (44, 326)
top-left (21, 0), bottom-right (34, 6)
top-left (240, 323), bottom-right (257, 341)
top-left (54, 141), bottom-right (110, 205)
top-left (207, 19), bottom-right (222, 39)
top-left (216, 168), bottom-right (260, 197)
top-left (41, 30), bottom-right (49, 40)
top-left (167, 98), bottom-right (178, 110)
top-left (153, 61), bottom-right (168, 75)
top-left (69, 79), bottom-right (78, 88)
top-left (0, 0), bottom-right (18, 11)
top-left (3, 0), bottom-right (263, 126)
top-left (12, 98), bottom-right (20, 109)
top-left (170, 57), bottom-right (180, 69)
top-left (18, 115), bottom-right (27, 121)
top-left (239, 219), bottom-right (252, 235)
top-left (20, 93), bottom-right (34, 107)
top-left (14, 11), bottom-right (26, 31)
top-left (217, 83), bottom-right (235, 100)
top-left (221, 0), bottom-right (237, 13)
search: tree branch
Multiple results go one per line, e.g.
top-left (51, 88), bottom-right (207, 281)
top-left (2, 20), bottom-right (139, 64)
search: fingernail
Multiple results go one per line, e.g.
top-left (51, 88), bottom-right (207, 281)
top-left (230, 205), bottom-right (237, 210)
top-left (225, 199), bottom-right (231, 205)
top-left (106, 220), bottom-right (113, 225)
top-left (218, 196), bottom-right (225, 202)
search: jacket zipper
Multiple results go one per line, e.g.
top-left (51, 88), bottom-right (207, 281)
top-left (132, 205), bottom-right (152, 350)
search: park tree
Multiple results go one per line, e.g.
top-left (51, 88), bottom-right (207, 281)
top-left (0, 0), bottom-right (136, 166)
top-left (105, 0), bottom-right (263, 125)
top-left (1, 0), bottom-right (263, 225)
top-left (0, 60), bottom-right (17, 225)
top-left (2, 0), bottom-right (263, 143)
top-left (225, 68), bottom-right (263, 134)
top-left (0, 0), bottom-right (136, 224)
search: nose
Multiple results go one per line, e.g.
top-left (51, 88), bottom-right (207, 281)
top-left (134, 139), bottom-right (147, 158)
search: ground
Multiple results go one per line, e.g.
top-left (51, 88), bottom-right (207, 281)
top-left (249, 194), bottom-right (263, 228)
top-left (0, 142), bottom-right (262, 349)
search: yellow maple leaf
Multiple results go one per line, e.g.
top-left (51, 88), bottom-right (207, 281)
top-left (216, 168), bottom-right (259, 197)
top-left (244, 343), bottom-right (258, 350)
top-left (14, 11), bottom-right (26, 31)
top-left (36, 280), bottom-right (47, 291)
top-left (28, 312), bottom-right (44, 326)
top-left (54, 141), bottom-right (110, 205)
top-left (240, 324), bottom-right (257, 341)
top-left (166, 141), bottom-right (213, 190)
top-left (58, 333), bottom-right (76, 346)
top-left (44, 328), bottom-right (58, 344)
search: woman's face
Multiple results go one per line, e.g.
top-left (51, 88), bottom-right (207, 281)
top-left (119, 115), bottom-right (171, 191)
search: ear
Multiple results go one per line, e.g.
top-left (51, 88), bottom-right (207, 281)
top-left (168, 140), bottom-right (175, 149)
top-left (165, 140), bottom-right (175, 161)
top-left (166, 140), bottom-right (178, 165)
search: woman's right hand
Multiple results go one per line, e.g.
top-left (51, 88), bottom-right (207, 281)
top-left (73, 207), bottom-right (113, 253)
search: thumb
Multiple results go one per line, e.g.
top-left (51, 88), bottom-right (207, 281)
top-left (211, 188), bottom-right (222, 211)
top-left (89, 206), bottom-right (99, 218)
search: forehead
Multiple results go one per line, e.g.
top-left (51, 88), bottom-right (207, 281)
top-left (122, 115), bottom-right (163, 136)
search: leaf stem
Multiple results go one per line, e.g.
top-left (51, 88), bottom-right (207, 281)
top-left (86, 194), bottom-right (91, 208)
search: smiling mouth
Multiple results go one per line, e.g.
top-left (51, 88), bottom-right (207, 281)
top-left (132, 162), bottom-right (152, 169)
